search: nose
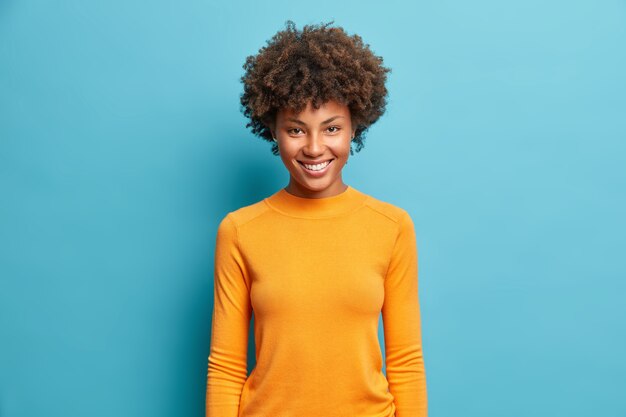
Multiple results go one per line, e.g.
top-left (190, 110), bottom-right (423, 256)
top-left (303, 131), bottom-right (325, 156)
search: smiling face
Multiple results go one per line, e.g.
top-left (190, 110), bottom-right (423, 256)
top-left (271, 99), bottom-right (356, 198)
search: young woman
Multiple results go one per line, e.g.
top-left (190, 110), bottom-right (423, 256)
top-left (206, 20), bottom-right (428, 417)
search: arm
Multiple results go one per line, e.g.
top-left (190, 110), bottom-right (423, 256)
top-left (382, 210), bottom-right (428, 417)
top-left (206, 214), bottom-right (252, 417)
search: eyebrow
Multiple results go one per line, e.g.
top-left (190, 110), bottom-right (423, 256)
top-left (286, 115), bottom-right (344, 126)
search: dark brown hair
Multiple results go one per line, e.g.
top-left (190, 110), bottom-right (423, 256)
top-left (239, 20), bottom-right (392, 156)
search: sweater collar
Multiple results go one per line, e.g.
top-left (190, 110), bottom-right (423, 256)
top-left (264, 185), bottom-right (368, 219)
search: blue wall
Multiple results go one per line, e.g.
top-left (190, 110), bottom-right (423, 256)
top-left (1, 1), bottom-right (625, 416)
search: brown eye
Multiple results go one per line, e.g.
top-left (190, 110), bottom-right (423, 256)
top-left (327, 126), bottom-right (341, 133)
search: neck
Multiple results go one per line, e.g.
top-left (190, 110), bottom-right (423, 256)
top-left (264, 184), bottom-right (368, 219)
top-left (284, 179), bottom-right (348, 199)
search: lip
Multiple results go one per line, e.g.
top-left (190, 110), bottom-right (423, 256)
top-left (298, 158), bottom-right (334, 164)
top-left (297, 158), bottom-right (334, 177)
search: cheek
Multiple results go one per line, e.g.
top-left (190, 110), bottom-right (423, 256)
top-left (283, 155), bottom-right (298, 171)
top-left (281, 150), bottom-right (302, 172)
top-left (278, 144), bottom-right (296, 160)
top-left (334, 143), bottom-right (352, 159)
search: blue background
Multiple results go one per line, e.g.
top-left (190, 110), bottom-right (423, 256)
top-left (1, 1), bottom-right (625, 416)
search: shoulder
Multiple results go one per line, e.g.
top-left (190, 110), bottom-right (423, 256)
top-left (360, 189), bottom-right (414, 226)
top-left (218, 196), bottom-right (272, 230)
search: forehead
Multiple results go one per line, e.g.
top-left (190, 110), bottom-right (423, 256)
top-left (278, 99), bottom-right (349, 120)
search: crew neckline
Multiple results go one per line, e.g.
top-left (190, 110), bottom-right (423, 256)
top-left (263, 185), bottom-right (368, 219)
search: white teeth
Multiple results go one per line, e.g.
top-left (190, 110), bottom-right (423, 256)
top-left (302, 160), bottom-right (331, 171)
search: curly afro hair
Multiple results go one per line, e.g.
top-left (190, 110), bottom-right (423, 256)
top-left (239, 20), bottom-right (392, 156)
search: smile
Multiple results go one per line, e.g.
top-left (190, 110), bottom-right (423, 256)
top-left (299, 159), bottom-right (332, 171)
top-left (297, 159), bottom-right (334, 176)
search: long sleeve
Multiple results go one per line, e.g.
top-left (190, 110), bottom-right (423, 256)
top-left (382, 209), bottom-right (428, 417)
top-left (206, 214), bottom-right (252, 417)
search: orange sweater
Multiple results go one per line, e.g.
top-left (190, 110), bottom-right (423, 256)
top-left (206, 185), bottom-right (428, 417)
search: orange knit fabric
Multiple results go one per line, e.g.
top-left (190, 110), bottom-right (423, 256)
top-left (206, 185), bottom-right (428, 417)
